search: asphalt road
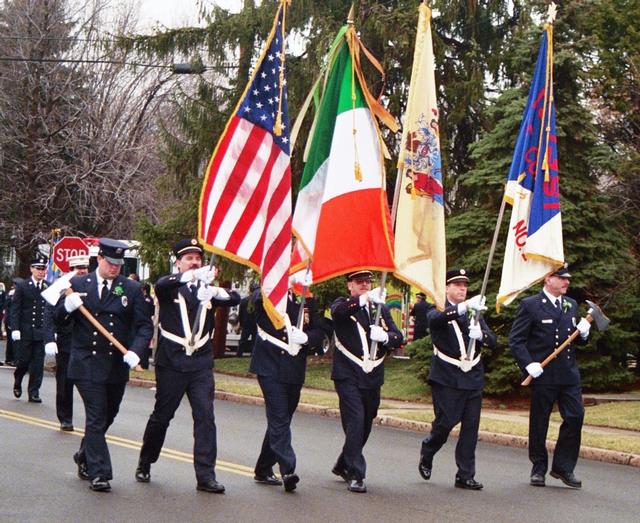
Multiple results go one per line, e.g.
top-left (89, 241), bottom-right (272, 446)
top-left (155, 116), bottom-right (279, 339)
top-left (0, 366), bottom-right (637, 523)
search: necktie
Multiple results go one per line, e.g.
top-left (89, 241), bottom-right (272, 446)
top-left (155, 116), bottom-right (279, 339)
top-left (190, 282), bottom-right (199, 297)
top-left (101, 280), bottom-right (109, 302)
top-left (36, 282), bottom-right (41, 291)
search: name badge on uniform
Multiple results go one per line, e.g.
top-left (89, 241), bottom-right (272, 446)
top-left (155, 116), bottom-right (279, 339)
top-left (121, 296), bottom-right (128, 307)
top-left (541, 319), bottom-right (553, 324)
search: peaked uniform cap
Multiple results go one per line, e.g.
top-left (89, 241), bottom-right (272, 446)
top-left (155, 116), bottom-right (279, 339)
top-left (98, 238), bottom-right (128, 266)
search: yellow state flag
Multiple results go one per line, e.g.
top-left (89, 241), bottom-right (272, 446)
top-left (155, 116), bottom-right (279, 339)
top-left (393, 3), bottom-right (446, 310)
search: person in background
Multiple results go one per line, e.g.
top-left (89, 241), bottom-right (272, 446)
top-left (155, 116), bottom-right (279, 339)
top-left (410, 292), bottom-right (432, 342)
top-left (11, 253), bottom-right (51, 402)
top-left (44, 254), bottom-right (91, 431)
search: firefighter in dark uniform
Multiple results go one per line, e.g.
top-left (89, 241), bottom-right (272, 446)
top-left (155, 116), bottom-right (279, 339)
top-left (135, 239), bottom-right (240, 494)
top-left (4, 278), bottom-right (23, 366)
top-left (54, 239), bottom-right (153, 492)
top-left (508, 265), bottom-right (590, 489)
top-left (11, 253), bottom-right (51, 402)
top-left (44, 254), bottom-right (91, 431)
top-left (330, 270), bottom-right (403, 493)
top-left (250, 273), bottom-right (325, 492)
top-left (410, 292), bottom-right (432, 341)
top-left (418, 269), bottom-right (496, 490)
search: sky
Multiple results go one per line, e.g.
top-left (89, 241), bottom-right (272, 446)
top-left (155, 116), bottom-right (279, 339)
top-left (134, 0), bottom-right (241, 32)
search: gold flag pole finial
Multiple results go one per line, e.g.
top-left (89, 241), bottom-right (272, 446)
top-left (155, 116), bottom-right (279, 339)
top-left (546, 2), bottom-right (558, 24)
top-left (347, 4), bottom-right (355, 25)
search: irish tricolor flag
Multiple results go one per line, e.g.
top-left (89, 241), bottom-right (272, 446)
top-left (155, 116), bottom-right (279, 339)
top-left (292, 23), bottom-right (398, 284)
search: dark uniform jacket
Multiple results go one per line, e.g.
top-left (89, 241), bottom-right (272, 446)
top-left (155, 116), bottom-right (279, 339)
top-left (250, 292), bottom-right (325, 385)
top-left (53, 271), bottom-right (153, 383)
top-left (509, 292), bottom-right (586, 386)
top-left (10, 277), bottom-right (50, 341)
top-left (330, 297), bottom-right (403, 388)
top-left (154, 273), bottom-right (240, 373)
top-left (427, 301), bottom-right (497, 390)
top-left (410, 300), bottom-right (431, 338)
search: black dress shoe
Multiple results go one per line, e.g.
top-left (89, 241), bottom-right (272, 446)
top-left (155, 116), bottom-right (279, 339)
top-left (331, 464), bottom-right (351, 482)
top-left (282, 473), bottom-right (299, 492)
top-left (13, 384), bottom-right (21, 398)
top-left (74, 453), bottom-right (90, 481)
top-left (347, 479), bottom-right (367, 493)
top-left (60, 422), bottom-right (74, 432)
top-left (135, 461), bottom-right (151, 483)
top-left (196, 479), bottom-right (225, 493)
top-left (89, 477), bottom-right (111, 492)
top-left (550, 470), bottom-right (582, 489)
top-left (254, 473), bottom-right (283, 486)
top-left (530, 473), bottom-right (546, 487)
top-left (28, 395), bottom-right (42, 403)
top-left (418, 458), bottom-right (432, 481)
top-left (455, 477), bottom-right (483, 490)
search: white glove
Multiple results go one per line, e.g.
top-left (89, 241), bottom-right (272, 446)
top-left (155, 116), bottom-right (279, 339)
top-left (466, 294), bottom-right (487, 312)
top-left (457, 302), bottom-right (468, 315)
top-left (289, 270), bottom-right (313, 288)
top-left (193, 266), bottom-right (218, 285)
top-left (11, 330), bottom-right (21, 341)
top-left (289, 326), bottom-right (308, 345)
top-left (576, 317), bottom-right (591, 338)
top-left (197, 285), bottom-right (230, 302)
top-left (367, 287), bottom-right (387, 305)
top-left (45, 342), bottom-right (58, 356)
top-left (358, 293), bottom-right (369, 307)
top-left (123, 351), bottom-right (141, 369)
top-left (525, 362), bottom-right (544, 378)
top-left (180, 269), bottom-right (195, 283)
top-left (64, 292), bottom-right (83, 313)
top-left (469, 322), bottom-right (483, 341)
top-left (369, 325), bottom-right (389, 344)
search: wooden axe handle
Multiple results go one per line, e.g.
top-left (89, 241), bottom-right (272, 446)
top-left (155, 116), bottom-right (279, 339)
top-left (521, 313), bottom-right (593, 386)
top-left (64, 289), bottom-right (143, 372)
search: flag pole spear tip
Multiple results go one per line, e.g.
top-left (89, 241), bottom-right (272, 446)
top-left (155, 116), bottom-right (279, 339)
top-left (347, 4), bottom-right (356, 25)
top-left (546, 2), bottom-right (558, 24)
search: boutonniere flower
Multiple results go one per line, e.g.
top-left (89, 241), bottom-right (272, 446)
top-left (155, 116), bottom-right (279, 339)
top-left (113, 283), bottom-right (125, 297)
top-left (562, 300), bottom-right (571, 313)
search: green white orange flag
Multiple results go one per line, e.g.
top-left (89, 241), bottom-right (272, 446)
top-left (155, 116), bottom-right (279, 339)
top-left (393, 3), bottom-right (446, 310)
top-left (291, 21), bottom-right (399, 284)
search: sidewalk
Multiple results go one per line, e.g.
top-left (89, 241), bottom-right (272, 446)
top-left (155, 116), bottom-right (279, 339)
top-left (129, 370), bottom-right (640, 469)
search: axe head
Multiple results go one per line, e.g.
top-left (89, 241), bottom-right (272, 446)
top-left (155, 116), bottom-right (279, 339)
top-left (585, 300), bottom-right (610, 331)
top-left (41, 270), bottom-right (76, 306)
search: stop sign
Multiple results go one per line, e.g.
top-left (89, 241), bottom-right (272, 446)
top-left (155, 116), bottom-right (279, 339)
top-left (52, 237), bottom-right (90, 272)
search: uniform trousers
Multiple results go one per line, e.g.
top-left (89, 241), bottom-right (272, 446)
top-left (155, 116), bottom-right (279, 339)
top-left (13, 340), bottom-right (44, 397)
top-left (75, 379), bottom-right (126, 480)
top-left (255, 375), bottom-right (301, 477)
top-left (334, 379), bottom-right (381, 481)
top-left (421, 383), bottom-right (482, 480)
top-left (139, 366), bottom-right (217, 483)
top-left (529, 384), bottom-right (584, 476)
top-left (55, 351), bottom-right (74, 424)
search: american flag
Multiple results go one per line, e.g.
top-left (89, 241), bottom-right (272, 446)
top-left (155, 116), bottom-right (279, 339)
top-left (199, 2), bottom-right (291, 328)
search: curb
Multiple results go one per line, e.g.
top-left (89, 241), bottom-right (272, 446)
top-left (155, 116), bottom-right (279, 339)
top-left (128, 377), bottom-right (640, 469)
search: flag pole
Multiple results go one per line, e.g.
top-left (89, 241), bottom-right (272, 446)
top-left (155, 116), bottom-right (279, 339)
top-left (465, 2), bottom-right (558, 358)
top-left (464, 195), bottom-right (506, 358)
top-left (369, 163), bottom-right (405, 357)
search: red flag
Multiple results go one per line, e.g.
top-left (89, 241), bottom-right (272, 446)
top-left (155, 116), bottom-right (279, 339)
top-left (198, 3), bottom-right (291, 328)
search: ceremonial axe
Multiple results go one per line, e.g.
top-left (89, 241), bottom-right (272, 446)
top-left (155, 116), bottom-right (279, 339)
top-left (521, 300), bottom-right (609, 386)
top-left (42, 271), bottom-right (143, 372)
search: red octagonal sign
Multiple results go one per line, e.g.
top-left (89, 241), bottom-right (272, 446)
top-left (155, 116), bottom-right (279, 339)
top-left (52, 237), bottom-right (90, 273)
